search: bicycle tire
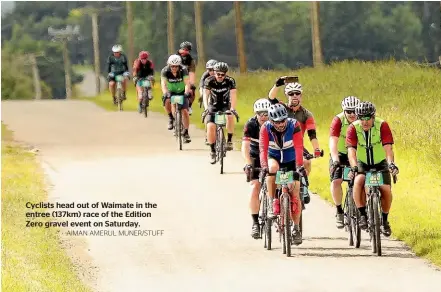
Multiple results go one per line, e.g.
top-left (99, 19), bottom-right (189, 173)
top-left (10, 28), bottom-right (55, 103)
top-left (283, 193), bottom-right (291, 257)
top-left (344, 188), bottom-right (354, 246)
top-left (373, 194), bottom-right (382, 256)
top-left (116, 87), bottom-right (123, 111)
top-left (368, 193), bottom-right (377, 254)
top-left (218, 126), bottom-right (225, 174)
top-left (350, 190), bottom-right (361, 249)
top-left (178, 110), bottom-right (183, 150)
top-left (142, 89), bottom-right (149, 118)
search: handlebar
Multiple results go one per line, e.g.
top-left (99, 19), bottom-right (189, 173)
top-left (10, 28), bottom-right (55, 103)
top-left (201, 110), bottom-right (240, 123)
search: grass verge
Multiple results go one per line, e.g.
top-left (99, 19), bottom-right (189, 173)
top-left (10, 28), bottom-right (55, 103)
top-left (83, 60), bottom-right (441, 267)
top-left (1, 123), bottom-right (91, 292)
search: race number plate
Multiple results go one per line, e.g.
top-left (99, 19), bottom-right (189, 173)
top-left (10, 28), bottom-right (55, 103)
top-left (115, 75), bottom-right (124, 82)
top-left (365, 172), bottom-right (384, 186)
top-left (276, 171), bottom-right (294, 185)
top-left (140, 80), bottom-right (150, 87)
top-left (343, 167), bottom-right (351, 181)
top-left (214, 113), bottom-right (227, 125)
top-left (170, 95), bottom-right (184, 105)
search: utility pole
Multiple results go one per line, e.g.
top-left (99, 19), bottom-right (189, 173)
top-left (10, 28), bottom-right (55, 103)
top-left (167, 1), bottom-right (175, 55)
top-left (234, 1), bottom-right (247, 73)
top-left (29, 54), bottom-right (42, 100)
top-left (311, 1), bottom-right (324, 67)
top-left (48, 25), bottom-right (80, 99)
top-left (126, 1), bottom-right (135, 66)
top-left (194, 2), bottom-right (205, 66)
top-left (91, 12), bottom-right (101, 94)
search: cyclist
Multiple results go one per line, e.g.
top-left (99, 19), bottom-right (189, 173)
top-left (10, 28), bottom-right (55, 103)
top-left (268, 78), bottom-right (323, 203)
top-left (177, 41), bottom-right (197, 115)
top-left (132, 51), bottom-right (155, 113)
top-left (199, 59), bottom-right (218, 145)
top-left (329, 96), bottom-right (361, 228)
top-left (242, 98), bottom-right (271, 239)
top-left (259, 103), bottom-right (306, 245)
top-left (203, 62), bottom-right (237, 164)
top-left (160, 54), bottom-right (192, 143)
top-left (107, 44), bottom-right (130, 105)
top-left (346, 101), bottom-right (399, 237)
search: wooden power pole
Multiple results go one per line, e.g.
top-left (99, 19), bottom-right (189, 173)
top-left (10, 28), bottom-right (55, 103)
top-left (29, 54), bottom-right (42, 100)
top-left (167, 1), bottom-right (175, 55)
top-left (234, 1), bottom-right (247, 73)
top-left (194, 2), bottom-right (205, 67)
top-left (91, 12), bottom-right (101, 94)
top-left (311, 1), bottom-right (324, 67)
top-left (126, 1), bottom-right (135, 66)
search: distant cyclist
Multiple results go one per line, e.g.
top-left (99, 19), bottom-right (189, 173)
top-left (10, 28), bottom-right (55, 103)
top-left (132, 51), bottom-right (155, 113)
top-left (329, 96), bottom-right (361, 228)
top-left (160, 54), bottom-right (192, 143)
top-left (107, 44), bottom-right (130, 104)
top-left (177, 41), bottom-right (197, 115)
top-left (242, 98), bottom-right (271, 239)
top-left (199, 59), bottom-right (217, 145)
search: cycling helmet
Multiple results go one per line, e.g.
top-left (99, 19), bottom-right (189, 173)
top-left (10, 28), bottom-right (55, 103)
top-left (284, 82), bottom-right (303, 94)
top-left (139, 51), bottom-right (149, 59)
top-left (253, 98), bottom-right (271, 113)
top-left (268, 104), bottom-right (288, 122)
top-left (112, 44), bottom-right (123, 53)
top-left (180, 41), bottom-right (192, 51)
top-left (355, 101), bottom-right (376, 117)
top-left (341, 96), bottom-right (360, 111)
top-left (167, 54), bottom-right (182, 66)
top-left (213, 62), bottom-right (229, 73)
top-left (206, 59), bottom-right (218, 69)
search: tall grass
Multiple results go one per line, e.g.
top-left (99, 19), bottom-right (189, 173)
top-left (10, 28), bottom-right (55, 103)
top-left (86, 60), bottom-right (441, 266)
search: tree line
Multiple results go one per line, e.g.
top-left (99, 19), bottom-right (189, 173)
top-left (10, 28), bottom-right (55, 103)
top-left (1, 1), bottom-right (440, 100)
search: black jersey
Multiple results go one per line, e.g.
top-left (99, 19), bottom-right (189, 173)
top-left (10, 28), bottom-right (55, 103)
top-left (204, 75), bottom-right (236, 105)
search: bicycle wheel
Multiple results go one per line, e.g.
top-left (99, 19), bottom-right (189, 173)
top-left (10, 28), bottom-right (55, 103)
top-left (177, 110), bottom-right (182, 150)
top-left (282, 193), bottom-right (291, 257)
top-left (217, 126), bottom-right (225, 174)
top-left (349, 189), bottom-right (361, 248)
top-left (116, 87), bottom-right (123, 111)
top-left (344, 188), bottom-right (354, 246)
top-left (373, 193), bottom-right (382, 256)
top-left (368, 194), bottom-right (377, 254)
top-left (142, 89), bottom-right (149, 118)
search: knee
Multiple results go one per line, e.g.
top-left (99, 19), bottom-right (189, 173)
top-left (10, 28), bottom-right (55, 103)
top-left (331, 179), bottom-right (343, 188)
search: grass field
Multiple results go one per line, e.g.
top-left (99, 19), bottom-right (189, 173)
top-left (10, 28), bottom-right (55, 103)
top-left (83, 60), bottom-right (441, 267)
top-left (1, 123), bottom-right (91, 292)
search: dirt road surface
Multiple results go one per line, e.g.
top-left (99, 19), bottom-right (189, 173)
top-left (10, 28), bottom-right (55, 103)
top-left (2, 100), bottom-right (441, 292)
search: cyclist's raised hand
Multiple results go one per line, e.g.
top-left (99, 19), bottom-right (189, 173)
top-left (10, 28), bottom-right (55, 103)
top-left (275, 76), bottom-right (287, 87)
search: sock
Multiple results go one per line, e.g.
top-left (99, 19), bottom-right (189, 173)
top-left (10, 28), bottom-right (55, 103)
top-left (252, 214), bottom-right (259, 224)
top-left (228, 133), bottom-right (233, 142)
top-left (168, 113), bottom-right (173, 119)
top-left (336, 205), bottom-right (344, 214)
top-left (210, 143), bottom-right (215, 152)
top-left (358, 206), bottom-right (367, 216)
top-left (382, 212), bottom-right (389, 223)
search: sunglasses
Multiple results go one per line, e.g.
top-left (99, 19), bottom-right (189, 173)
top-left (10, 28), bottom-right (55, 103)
top-left (256, 112), bottom-right (268, 117)
top-left (216, 73), bottom-right (226, 77)
top-left (288, 92), bottom-right (301, 96)
top-left (345, 110), bottom-right (355, 114)
top-left (359, 116), bottom-right (372, 121)
top-left (272, 119), bottom-right (286, 125)
top-left (170, 65), bottom-right (179, 69)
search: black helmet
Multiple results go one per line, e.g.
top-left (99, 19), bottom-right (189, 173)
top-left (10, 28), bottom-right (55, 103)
top-left (355, 101), bottom-right (376, 117)
top-left (213, 62), bottom-right (229, 73)
top-left (180, 41), bottom-right (192, 51)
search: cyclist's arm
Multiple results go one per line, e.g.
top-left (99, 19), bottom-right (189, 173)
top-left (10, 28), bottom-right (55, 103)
top-left (346, 124), bottom-right (358, 167)
top-left (268, 84), bottom-right (279, 101)
top-left (188, 59), bottom-right (196, 85)
top-left (259, 126), bottom-right (269, 168)
top-left (107, 56), bottom-right (112, 73)
top-left (329, 116), bottom-right (342, 162)
top-left (293, 121), bottom-right (304, 167)
top-left (229, 78), bottom-right (237, 109)
top-left (203, 78), bottom-right (212, 110)
top-left (241, 123), bottom-right (254, 165)
top-left (380, 121), bottom-right (395, 164)
top-left (123, 55), bottom-right (129, 72)
top-left (132, 60), bottom-right (138, 78)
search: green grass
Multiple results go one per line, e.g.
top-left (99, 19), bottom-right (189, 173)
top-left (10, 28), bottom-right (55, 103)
top-left (1, 123), bottom-right (91, 292)
top-left (84, 60), bottom-right (441, 267)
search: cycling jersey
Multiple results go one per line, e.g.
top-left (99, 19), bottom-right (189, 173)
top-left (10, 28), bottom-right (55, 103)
top-left (199, 71), bottom-right (211, 89)
top-left (330, 112), bottom-right (351, 155)
top-left (107, 53), bottom-right (129, 74)
top-left (242, 116), bottom-right (260, 158)
top-left (259, 118), bottom-right (304, 167)
top-left (346, 117), bottom-right (394, 165)
top-left (132, 59), bottom-right (154, 78)
top-left (204, 75), bottom-right (236, 106)
top-left (177, 50), bottom-right (196, 73)
top-left (160, 65), bottom-right (189, 93)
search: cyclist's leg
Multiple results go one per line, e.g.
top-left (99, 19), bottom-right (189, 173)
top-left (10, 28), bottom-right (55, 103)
top-left (163, 97), bottom-right (173, 130)
top-left (250, 158), bottom-right (261, 238)
top-left (136, 85), bottom-right (143, 112)
top-left (266, 157), bottom-right (279, 218)
top-left (330, 153), bottom-right (347, 228)
top-left (108, 76), bottom-right (116, 102)
top-left (353, 160), bottom-right (368, 229)
top-left (180, 95), bottom-right (191, 142)
top-left (225, 102), bottom-right (234, 151)
top-left (205, 106), bottom-right (217, 163)
top-left (378, 160), bottom-right (393, 236)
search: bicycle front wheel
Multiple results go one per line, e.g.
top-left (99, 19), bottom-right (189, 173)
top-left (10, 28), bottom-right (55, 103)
top-left (373, 193), bottom-right (382, 256)
top-left (282, 193), bottom-right (291, 257)
top-left (217, 126), bottom-right (225, 174)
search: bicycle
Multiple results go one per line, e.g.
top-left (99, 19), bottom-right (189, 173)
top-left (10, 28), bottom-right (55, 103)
top-left (202, 110), bottom-right (239, 174)
top-left (342, 166), bottom-right (361, 248)
top-left (170, 94), bottom-right (186, 151)
top-left (365, 169), bottom-right (397, 256)
top-left (137, 76), bottom-right (153, 118)
top-left (114, 74), bottom-right (128, 112)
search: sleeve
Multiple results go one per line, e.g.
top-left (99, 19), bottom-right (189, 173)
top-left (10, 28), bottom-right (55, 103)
top-left (345, 124), bottom-right (358, 148)
top-left (182, 67), bottom-right (189, 78)
top-left (199, 72), bottom-right (207, 88)
top-left (304, 110), bottom-right (316, 131)
top-left (149, 60), bottom-right (155, 74)
top-left (204, 77), bottom-right (212, 90)
top-left (268, 97), bottom-right (279, 105)
top-left (107, 56), bottom-right (111, 73)
top-left (160, 67), bottom-right (167, 78)
top-left (242, 121), bottom-right (252, 141)
top-left (229, 77), bottom-right (237, 89)
top-left (189, 59), bottom-right (196, 73)
top-left (380, 121), bottom-right (394, 145)
top-left (329, 116), bottom-right (342, 137)
top-left (293, 121), bottom-right (304, 166)
top-left (123, 54), bottom-right (129, 71)
top-left (259, 125), bottom-right (269, 168)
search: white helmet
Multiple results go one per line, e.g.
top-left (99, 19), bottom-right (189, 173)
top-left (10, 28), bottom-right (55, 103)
top-left (253, 98), bottom-right (271, 113)
top-left (284, 82), bottom-right (303, 94)
top-left (112, 45), bottom-right (123, 53)
top-left (167, 54), bottom-right (182, 66)
top-left (341, 96), bottom-right (361, 111)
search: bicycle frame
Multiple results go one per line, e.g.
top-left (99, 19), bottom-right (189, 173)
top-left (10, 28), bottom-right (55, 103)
top-left (170, 94), bottom-right (185, 150)
top-left (212, 110), bottom-right (239, 174)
